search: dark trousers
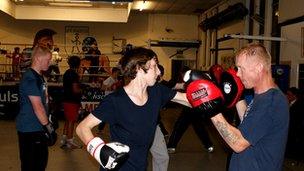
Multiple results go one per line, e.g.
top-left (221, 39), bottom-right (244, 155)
top-left (167, 107), bottom-right (213, 149)
top-left (18, 131), bottom-right (48, 171)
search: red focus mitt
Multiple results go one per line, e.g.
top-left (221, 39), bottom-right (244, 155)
top-left (186, 79), bottom-right (224, 118)
top-left (219, 68), bottom-right (244, 108)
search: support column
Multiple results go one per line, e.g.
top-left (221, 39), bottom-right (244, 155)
top-left (264, 0), bottom-right (273, 52)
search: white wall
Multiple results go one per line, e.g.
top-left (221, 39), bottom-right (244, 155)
top-left (279, 0), bottom-right (304, 23)
top-left (279, 0), bottom-right (304, 87)
top-left (280, 21), bottom-right (304, 87)
top-left (198, 0), bottom-right (246, 70)
top-left (0, 12), bottom-right (199, 80)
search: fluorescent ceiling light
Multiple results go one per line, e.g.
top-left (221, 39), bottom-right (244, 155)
top-left (48, 2), bottom-right (93, 7)
top-left (139, 0), bottom-right (146, 11)
top-left (70, 0), bottom-right (90, 2)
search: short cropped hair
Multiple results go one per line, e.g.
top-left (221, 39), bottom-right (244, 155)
top-left (31, 45), bottom-right (51, 61)
top-left (236, 43), bottom-right (271, 70)
top-left (119, 47), bottom-right (157, 79)
top-left (68, 55), bottom-right (81, 69)
top-left (33, 28), bottom-right (57, 46)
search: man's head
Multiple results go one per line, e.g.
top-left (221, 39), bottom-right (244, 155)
top-left (31, 45), bottom-right (52, 72)
top-left (14, 47), bottom-right (20, 53)
top-left (33, 28), bottom-right (56, 50)
top-left (235, 43), bottom-right (272, 89)
top-left (119, 47), bottom-right (160, 85)
top-left (68, 55), bottom-right (81, 69)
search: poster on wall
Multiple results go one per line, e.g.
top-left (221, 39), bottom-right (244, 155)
top-left (65, 26), bottom-right (89, 55)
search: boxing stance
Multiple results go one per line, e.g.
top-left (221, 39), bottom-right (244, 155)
top-left (76, 47), bottom-right (191, 170)
top-left (185, 43), bottom-right (289, 171)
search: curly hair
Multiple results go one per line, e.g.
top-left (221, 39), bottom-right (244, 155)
top-left (68, 55), bottom-right (81, 69)
top-left (119, 47), bottom-right (157, 80)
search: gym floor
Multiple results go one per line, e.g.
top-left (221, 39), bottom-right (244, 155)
top-left (0, 105), bottom-right (303, 171)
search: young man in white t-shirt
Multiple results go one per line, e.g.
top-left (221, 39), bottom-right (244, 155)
top-left (101, 67), bottom-right (121, 95)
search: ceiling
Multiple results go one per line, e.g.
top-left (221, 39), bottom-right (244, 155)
top-left (11, 0), bottom-right (222, 15)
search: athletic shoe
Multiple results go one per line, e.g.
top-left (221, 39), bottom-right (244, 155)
top-left (167, 148), bottom-right (176, 154)
top-left (66, 141), bottom-right (82, 149)
top-left (207, 146), bottom-right (214, 153)
top-left (60, 135), bottom-right (67, 145)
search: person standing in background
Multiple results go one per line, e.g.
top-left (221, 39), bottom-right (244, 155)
top-left (16, 45), bottom-right (57, 171)
top-left (101, 67), bottom-right (121, 96)
top-left (6, 47), bottom-right (21, 80)
top-left (167, 66), bottom-right (214, 154)
top-left (61, 55), bottom-right (82, 149)
top-left (285, 87), bottom-right (304, 162)
top-left (149, 64), bottom-right (170, 171)
top-left (47, 47), bottom-right (61, 82)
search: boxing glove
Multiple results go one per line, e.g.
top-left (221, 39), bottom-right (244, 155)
top-left (87, 137), bottom-right (130, 170)
top-left (218, 68), bottom-right (244, 108)
top-left (43, 122), bottom-right (57, 146)
top-left (183, 69), bottom-right (212, 88)
top-left (186, 79), bottom-right (224, 118)
top-left (209, 64), bottom-right (224, 84)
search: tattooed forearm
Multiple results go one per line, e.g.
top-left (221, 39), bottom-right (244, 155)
top-left (214, 121), bottom-right (238, 145)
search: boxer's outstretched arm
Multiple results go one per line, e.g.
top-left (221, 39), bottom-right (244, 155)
top-left (171, 92), bottom-right (192, 107)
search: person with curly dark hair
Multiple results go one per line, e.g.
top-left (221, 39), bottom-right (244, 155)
top-left (61, 55), bottom-right (82, 149)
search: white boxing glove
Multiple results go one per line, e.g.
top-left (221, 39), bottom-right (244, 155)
top-left (87, 137), bottom-right (130, 170)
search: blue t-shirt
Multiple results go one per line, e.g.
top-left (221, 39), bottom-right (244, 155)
top-left (16, 69), bottom-right (47, 132)
top-left (229, 88), bottom-right (289, 171)
top-left (92, 83), bottom-right (177, 171)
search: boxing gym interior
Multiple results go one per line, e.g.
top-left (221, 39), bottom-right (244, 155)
top-left (0, 0), bottom-right (304, 170)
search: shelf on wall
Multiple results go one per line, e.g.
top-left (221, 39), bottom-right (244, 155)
top-left (149, 39), bottom-right (201, 48)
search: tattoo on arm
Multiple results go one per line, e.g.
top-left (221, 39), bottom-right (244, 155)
top-left (214, 121), bottom-right (238, 145)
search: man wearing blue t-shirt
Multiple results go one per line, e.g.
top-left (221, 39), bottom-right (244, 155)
top-left (76, 47), bottom-right (191, 171)
top-left (16, 45), bottom-right (56, 171)
top-left (209, 43), bottom-right (289, 171)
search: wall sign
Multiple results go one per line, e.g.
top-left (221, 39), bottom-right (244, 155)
top-left (65, 26), bottom-right (89, 54)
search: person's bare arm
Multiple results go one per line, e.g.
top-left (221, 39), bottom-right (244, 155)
top-left (171, 92), bottom-right (191, 107)
top-left (76, 113), bottom-right (101, 145)
top-left (211, 114), bottom-right (250, 153)
top-left (29, 96), bottom-right (48, 125)
top-left (235, 100), bottom-right (247, 122)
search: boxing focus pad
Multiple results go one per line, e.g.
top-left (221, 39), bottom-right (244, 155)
top-left (87, 137), bottom-right (130, 170)
top-left (186, 79), bottom-right (224, 118)
top-left (209, 64), bottom-right (224, 84)
top-left (219, 68), bottom-right (244, 108)
top-left (43, 122), bottom-right (57, 146)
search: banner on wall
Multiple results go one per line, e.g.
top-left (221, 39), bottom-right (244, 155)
top-left (0, 84), bottom-right (105, 120)
top-left (65, 26), bottom-right (89, 54)
top-left (0, 85), bottom-right (19, 120)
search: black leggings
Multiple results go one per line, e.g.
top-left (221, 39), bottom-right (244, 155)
top-left (167, 107), bottom-right (213, 149)
top-left (18, 131), bottom-right (48, 171)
